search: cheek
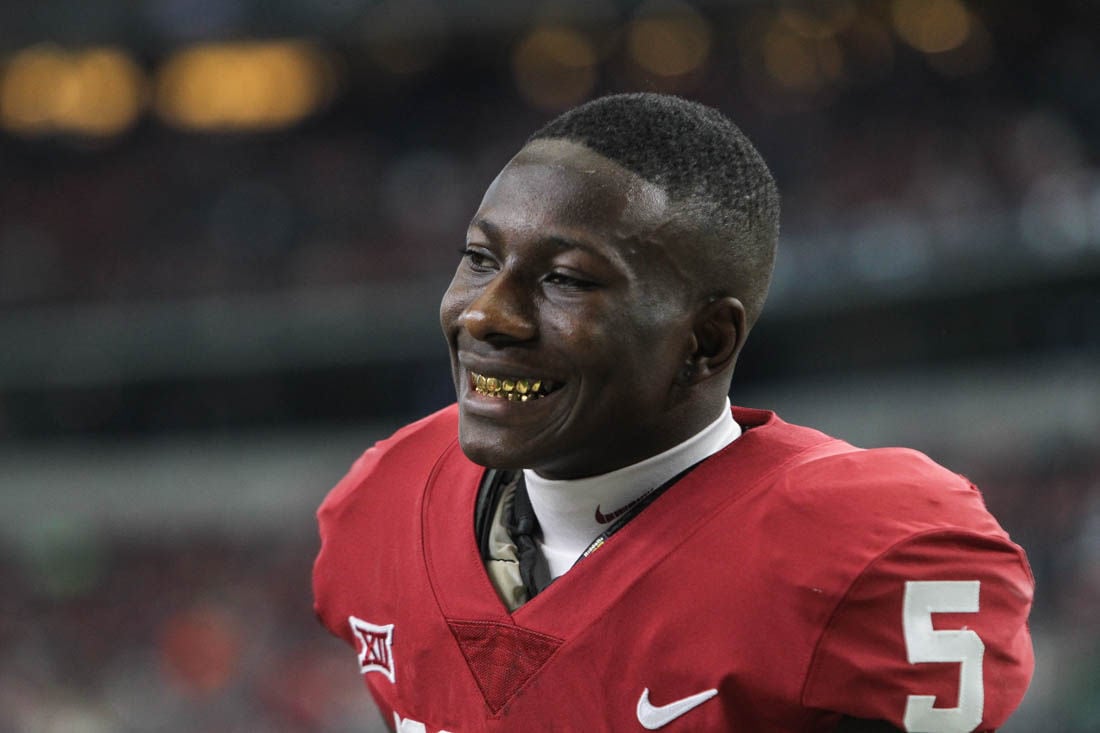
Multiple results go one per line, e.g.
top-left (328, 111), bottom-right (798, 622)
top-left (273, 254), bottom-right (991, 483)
top-left (601, 317), bottom-right (686, 388)
top-left (559, 317), bottom-right (653, 380)
top-left (439, 278), bottom-right (467, 333)
top-left (546, 310), bottom-right (614, 358)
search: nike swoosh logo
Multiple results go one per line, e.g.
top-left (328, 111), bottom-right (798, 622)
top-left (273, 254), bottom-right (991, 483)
top-left (636, 687), bottom-right (718, 730)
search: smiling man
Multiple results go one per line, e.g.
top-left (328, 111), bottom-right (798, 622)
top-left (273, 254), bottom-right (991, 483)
top-left (313, 94), bottom-right (1034, 732)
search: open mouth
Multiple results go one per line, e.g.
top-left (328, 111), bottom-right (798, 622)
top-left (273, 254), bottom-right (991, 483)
top-left (470, 371), bottom-right (563, 402)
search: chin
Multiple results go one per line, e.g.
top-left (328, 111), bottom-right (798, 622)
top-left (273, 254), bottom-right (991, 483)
top-left (457, 433), bottom-right (528, 471)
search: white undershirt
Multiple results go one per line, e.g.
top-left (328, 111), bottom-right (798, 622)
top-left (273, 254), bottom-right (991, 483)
top-left (523, 399), bottom-right (741, 580)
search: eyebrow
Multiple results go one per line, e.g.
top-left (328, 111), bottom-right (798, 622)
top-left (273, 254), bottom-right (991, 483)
top-left (468, 218), bottom-right (622, 266)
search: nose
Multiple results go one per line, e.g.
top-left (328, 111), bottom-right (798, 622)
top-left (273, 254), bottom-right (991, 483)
top-left (460, 271), bottom-right (537, 344)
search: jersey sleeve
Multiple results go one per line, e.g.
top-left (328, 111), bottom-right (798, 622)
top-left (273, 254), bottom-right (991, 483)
top-left (801, 529), bottom-right (1034, 732)
top-left (312, 405), bottom-right (460, 646)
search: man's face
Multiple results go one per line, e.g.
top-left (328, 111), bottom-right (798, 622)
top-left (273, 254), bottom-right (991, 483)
top-left (440, 139), bottom-right (700, 479)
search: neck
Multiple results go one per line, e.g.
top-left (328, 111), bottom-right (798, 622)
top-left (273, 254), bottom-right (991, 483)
top-left (522, 398), bottom-right (740, 578)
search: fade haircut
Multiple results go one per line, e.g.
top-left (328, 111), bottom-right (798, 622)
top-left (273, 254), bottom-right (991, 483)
top-left (528, 93), bottom-right (780, 328)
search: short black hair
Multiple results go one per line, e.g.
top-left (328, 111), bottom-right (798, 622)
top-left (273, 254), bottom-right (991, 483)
top-left (528, 93), bottom-right (780, 326)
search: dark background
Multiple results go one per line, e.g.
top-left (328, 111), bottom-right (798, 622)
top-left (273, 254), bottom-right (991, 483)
top-left (1, 1), bottom-right (1097, 730)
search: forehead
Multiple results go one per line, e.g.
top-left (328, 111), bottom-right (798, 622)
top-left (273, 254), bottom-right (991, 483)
top-left (471, 139), bottom-right (670, 249)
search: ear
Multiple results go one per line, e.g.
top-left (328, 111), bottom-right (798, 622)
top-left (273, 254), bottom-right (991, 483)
top-left (680, 296), bottom-right (746, 384)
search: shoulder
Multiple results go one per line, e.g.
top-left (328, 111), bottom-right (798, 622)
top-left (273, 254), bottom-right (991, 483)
top-left (317, 404), bottom-right (461, 520)
top-left (772, 437), bottom-right (1004, 540)
top-left (730, 411), bottom-right (1033, 621)
top-left (729, 408), bottom-right (992, 532)
top-left (746, 426), bottom-right (1035, 729)
top-left (719, 409), bottom-right (1010, 549)
top-left (312, 405), bottom-right (466, 648)
top-left (757, 423), bottom-right (1030, 585)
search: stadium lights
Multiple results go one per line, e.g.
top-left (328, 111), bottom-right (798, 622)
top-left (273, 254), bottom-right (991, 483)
top-left (762, 20), bottom-right (844, 92)
top-left (155, 40), bottom-right (336, 132)
top-left (891, 0), bottom-right (972, 55)
top-left (0, 39), bottom-right (337, 138)
top-left (777, 2), bottom-right (859, 40)
top-left (0, 44), bottom-right (147, 137)
top-left (513, 26), bottom-right (598, 111)
top-left (626, 1), bottom-right (712, 81)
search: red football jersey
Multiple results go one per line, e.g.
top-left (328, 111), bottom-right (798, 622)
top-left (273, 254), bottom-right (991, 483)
top-left (313, 406), bottom-right (1034, 732)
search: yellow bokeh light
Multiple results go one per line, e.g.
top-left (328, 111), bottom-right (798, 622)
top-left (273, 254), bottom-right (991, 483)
top-left (1, 46), bottom-right (68, 129)
top-left (155, 41), bottom-right (333, 131)
top-left (513, 26), bottom-right (597, 111)
top-left (779, 0), bottom-right (858, 40)
top-left (68, 50), bottom-right (147, 135)
top-left (627, 1), bottom-right (711, 78)
top-left (0, 44), bottom-right (146, 136)
top-left (763, 30), bottom-right (817, 91)
top-left (926, 12), bottom-right (993, 76)
top-left (892, 0), bottom-right (972, 54)
top-left (762, 24), bottom-right (843, 92)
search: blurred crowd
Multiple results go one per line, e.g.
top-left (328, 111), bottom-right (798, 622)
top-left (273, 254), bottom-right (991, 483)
top-left (0, 527), bottom-right (382, 733)
top-left (1, 3), bottom-right (1097, 312)
top-left (2, 84), bottom-right (1098, 313)
top-left (982, 440), bottom-right (1100, 731)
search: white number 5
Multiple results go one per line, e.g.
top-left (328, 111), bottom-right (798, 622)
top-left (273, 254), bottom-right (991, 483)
top-left (902, 580), bottom-right (985, 733)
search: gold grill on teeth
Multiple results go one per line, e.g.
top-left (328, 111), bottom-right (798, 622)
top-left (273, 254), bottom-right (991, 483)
top-left (472, 372), bottom-right (557, 401)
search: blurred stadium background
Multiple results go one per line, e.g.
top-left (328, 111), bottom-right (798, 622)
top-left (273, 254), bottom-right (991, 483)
top-left (0, 0), bottom-right (1097, 730)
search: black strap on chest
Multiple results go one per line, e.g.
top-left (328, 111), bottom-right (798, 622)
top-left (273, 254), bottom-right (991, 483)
top-left (474, 469), bottom-right (550, 599)
top-left (506, 474), bottom-right (550, 596)
top-left (474, 468), bottom-right (511, 560)
top-left (475, 462), bottom-right (702, 602)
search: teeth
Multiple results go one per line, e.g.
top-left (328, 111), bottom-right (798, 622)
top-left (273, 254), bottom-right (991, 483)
top-left (471, 372), bottom-right (558, 401)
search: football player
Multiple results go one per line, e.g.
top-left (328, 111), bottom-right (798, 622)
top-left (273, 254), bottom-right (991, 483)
top-left (313, 94), bottom-right (1034, 732)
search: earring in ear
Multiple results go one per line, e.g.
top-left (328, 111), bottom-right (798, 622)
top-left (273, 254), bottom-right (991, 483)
top-left (679, 361), bottom-right (696, 382)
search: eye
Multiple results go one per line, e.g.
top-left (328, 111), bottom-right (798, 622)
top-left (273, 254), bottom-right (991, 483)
top-left (544, 270), bottom-right (598, 289)
top-left (460, 247), bottom-right (497, 272)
